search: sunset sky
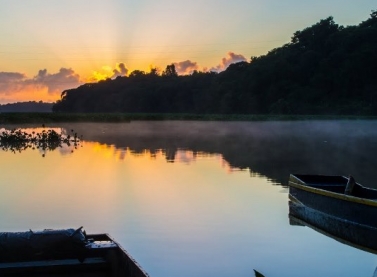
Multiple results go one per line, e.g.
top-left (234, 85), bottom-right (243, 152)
top-left (0, 0), bottom-right (375, 104)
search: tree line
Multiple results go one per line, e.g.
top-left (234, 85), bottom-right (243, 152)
top-left (1, 101), bottom-right (53, 113)
top-left (53, 11), bottom-right (377, 115)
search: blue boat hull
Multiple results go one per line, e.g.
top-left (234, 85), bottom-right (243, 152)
top-left (289, 200), bottom-right (377, 253)
top-left (289, 174), bottom-right (377, 228)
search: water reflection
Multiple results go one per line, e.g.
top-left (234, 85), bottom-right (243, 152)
top-left (0, 127), bottom-right (81, 157)
top-left (289, 201), bottom-right (377, 254)
top-left (3, 121), bottom-right (377, 186)
top-left (1, 121), bottom-right (377, 277)
top-left (288, 173), bottom-right (377, 277)
top-left (289, 201), bottom-right (377, 277)
top-left (46, 120), bottom-right (377, 188)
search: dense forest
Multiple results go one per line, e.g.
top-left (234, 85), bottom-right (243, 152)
top-left (53, 11), bottom-right (377, 115)
top-left (1, 101), bottom-right (53, 113)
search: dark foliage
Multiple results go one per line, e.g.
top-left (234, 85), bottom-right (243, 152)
top-left (53, 11), bottom-right (377, 115)
top-left (0, 101), bottom-right (53, 113)
top-left (0, 128), bottom-right (81, 156)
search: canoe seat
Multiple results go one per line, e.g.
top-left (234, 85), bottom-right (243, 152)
top-left (344, 176), bottom-right (355, 195)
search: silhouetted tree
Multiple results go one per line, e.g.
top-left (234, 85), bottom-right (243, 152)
top-left (53, 11), bottom-right (377, 115)
top-left (162, 64), bottom-right (178, 77)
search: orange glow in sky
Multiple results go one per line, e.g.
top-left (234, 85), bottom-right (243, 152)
top-left (0, 0), bottom-right (375, 104)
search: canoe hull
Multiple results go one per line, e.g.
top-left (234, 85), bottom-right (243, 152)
top-left (289, 200), bottom-right (377, 253)
top-left (0, 233), bottom-right (149, 277)
top-left (289, 174), bottom-right (377, 228)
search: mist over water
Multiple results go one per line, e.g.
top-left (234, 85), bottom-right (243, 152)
top-left (1, 120), bottom-right (377, 277)
top-left (46, 120), bottom-right (377, 187)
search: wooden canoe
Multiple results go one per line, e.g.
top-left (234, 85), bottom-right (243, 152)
top-left (289, 204), bottom-right (377, 254)
top-left (289, 174), bottom-right (377, 228)
top-left (289, 174), bottom-right (377, 252)
top-left (0, 228), bottom-right (149, 277)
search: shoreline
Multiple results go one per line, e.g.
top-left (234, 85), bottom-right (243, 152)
top-left (0, 112), bottom-right (376, 124)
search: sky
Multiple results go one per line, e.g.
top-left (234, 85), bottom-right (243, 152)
top-left (0, 0), bottom-right (375, 104)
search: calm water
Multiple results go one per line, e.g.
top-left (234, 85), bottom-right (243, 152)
top-left (1, 121), bottom-right (377, 277)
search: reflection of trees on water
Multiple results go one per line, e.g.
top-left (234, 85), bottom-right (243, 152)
top-left (56, 121), bottom-right (377, 188)
top-left (0, 128), bottom-right (81, 157)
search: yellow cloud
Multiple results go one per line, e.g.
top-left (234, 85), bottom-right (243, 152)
top-left (88, 62), bottom-right (129, 82)
top-left (102, 66), bottom-right (113, 72)
top-left (90, 71), bottom-right (111, 82)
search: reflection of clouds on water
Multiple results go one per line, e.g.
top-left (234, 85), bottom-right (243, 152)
top-left (58, 144), bottom-right (75, 156)
top-left (35, 142), bottom-right (76, 157)
top-left (173, 150), bottom-right (228, 167)
top-left (175, 150), bottom-right (196, 164)
top-left (118, 149), bottom-right (127, 160)
top-left (102, 146), bottom-right (235, 174)
top-left (8, 121), bottom-right (377, 188)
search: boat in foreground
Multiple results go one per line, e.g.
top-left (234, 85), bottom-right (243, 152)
top-left (289, 174), bottom-right (377, 227)
top-left (289, 174), bottom-right (377, 252)
top-left (0, 227), bottom-right (149, 277)
top-left (289, 207), bottom-right (377, 254)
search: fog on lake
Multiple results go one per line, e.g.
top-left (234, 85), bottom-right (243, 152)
top-left (1, 120), bottom-right (377, 277)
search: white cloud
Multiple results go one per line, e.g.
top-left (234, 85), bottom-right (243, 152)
top-left (170, 52), bottom-right (247, 74)
top-left (0, 72), bottom-right (26, 95)
top-left (210, 52), bottom-right (247, 72)
top-left (112, 62), bottom-right (129, 78)
top-left (0, 68), bottom-right (82, 103)
top-left (173, 60), bottom-right (199, 75)
top-left (31, 68), bottom-right (82, 94)
top-left (0, 53), bottom-right (249, 104)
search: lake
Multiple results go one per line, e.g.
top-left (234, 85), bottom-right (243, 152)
top-left (1, 120), bottom-right (377, 277)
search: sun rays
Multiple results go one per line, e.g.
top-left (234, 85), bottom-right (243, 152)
top-left (0, 1), bottom-right (375, 103)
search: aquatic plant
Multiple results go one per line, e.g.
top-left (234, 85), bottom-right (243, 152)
top-left (0, 127), bottom-right (81, 156)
